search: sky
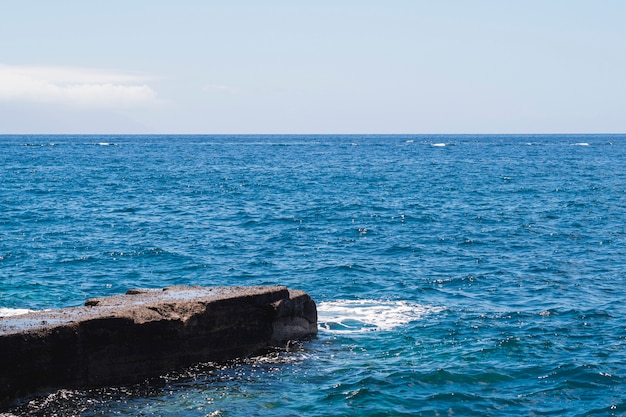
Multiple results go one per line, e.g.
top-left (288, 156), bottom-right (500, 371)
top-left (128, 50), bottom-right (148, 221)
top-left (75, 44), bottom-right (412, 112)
top-left (1, 0), bottom-right (625, 134)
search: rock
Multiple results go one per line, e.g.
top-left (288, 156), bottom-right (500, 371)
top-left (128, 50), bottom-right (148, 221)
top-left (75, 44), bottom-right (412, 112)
top-left (0, 286), bottom-right (317, 405)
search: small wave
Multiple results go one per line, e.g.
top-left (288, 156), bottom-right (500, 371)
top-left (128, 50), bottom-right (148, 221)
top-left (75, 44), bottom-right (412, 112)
top-left (0, 307), bottom-right (33, 317)
top-left (573, 142), bottom-right (589, 146)
top-left (431, 143), bottom-right (446, 147)
top-left (317, 300), bottom-right (443, 334)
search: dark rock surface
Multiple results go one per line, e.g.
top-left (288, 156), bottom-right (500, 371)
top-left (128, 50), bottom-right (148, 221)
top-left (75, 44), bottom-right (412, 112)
top-left (0, 286), bottom-right (317, 405)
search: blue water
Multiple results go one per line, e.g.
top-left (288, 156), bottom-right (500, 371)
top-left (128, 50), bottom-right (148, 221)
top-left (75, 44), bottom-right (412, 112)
top-left (1, 134), bottom-right (626, 416)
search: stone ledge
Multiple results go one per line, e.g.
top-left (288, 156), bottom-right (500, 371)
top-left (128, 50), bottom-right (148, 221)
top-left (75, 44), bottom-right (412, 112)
top-left (0, 286), bottom-right (317, 405)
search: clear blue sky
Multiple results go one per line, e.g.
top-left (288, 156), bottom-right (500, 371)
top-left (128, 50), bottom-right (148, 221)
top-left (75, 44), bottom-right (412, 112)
top-left (1, 1), bottom-right (624, 134)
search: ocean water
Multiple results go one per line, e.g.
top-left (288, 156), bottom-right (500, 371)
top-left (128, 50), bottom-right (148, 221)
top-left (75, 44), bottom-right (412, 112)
top-left (1, 134), bottom-right (625, 416)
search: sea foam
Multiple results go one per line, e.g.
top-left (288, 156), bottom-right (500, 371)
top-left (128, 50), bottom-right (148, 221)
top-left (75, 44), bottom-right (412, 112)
top-left (0, 308), bottom-right (33, 317)
top-left (317, 300), bottom-right (443, 334)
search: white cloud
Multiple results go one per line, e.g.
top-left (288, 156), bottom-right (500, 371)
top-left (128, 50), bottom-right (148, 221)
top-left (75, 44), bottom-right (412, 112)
top-left (201, 83), bottom-right (245, 95)
top-left (0, 64), bottom-right (159, 108)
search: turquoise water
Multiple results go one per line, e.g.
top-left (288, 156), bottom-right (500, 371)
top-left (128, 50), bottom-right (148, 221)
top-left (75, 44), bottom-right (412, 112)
top-left (1, 135), bottom-right (626, 416)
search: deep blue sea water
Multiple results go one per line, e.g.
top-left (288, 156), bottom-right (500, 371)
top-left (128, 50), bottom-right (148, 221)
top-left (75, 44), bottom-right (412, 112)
top-left (1, 134), bottom-right (626, 416)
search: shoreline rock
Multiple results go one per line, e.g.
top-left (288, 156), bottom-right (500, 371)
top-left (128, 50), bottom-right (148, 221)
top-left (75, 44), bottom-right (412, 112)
top-left (0, 286), bottom-right (317, 405)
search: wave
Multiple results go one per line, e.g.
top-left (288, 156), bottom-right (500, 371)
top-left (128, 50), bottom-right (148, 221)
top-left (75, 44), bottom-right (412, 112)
top-left (317, 299), bottom-right (443, 334)
top-left (0, 307), bottom-right (33, 317)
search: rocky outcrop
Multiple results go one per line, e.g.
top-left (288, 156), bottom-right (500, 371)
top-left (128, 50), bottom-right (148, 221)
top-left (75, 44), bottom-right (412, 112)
top-left (0, 286), bottom-right (317, 405)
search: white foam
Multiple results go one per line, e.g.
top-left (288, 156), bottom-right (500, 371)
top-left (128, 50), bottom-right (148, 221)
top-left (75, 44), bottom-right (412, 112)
top-left (317, 300), bottom-right (443, 334)
top-left (0, 307), bottom-right (33, 317)
top-left (573, 142), bottom-right (589, 146)
top-left (431, 143), bottom-right (446, 147)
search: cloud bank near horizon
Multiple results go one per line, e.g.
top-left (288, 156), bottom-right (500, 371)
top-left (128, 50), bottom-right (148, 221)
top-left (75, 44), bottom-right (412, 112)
top-left (0, 64), bottom-right (159, 108)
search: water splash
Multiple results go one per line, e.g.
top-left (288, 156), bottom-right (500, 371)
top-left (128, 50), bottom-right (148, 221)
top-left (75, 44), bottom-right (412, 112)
top-left (0, 308), bottom-right (33, 317)
top-left (317, 300), bottom-right (443, 334)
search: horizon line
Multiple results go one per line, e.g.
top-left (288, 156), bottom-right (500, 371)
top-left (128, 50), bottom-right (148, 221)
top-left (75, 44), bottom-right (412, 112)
top-left (1, 132), bottom-right (625, 136)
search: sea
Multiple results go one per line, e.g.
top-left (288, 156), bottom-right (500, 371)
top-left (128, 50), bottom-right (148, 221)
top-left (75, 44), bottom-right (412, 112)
top-left (1, 134), bottom-right (625, 416)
